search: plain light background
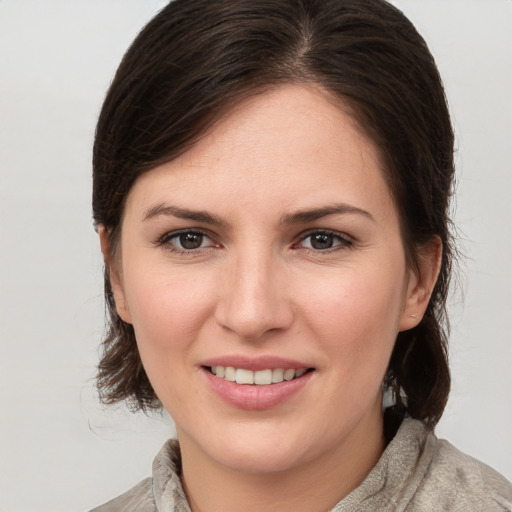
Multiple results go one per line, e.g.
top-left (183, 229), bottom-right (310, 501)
top-left (0, 1), bottom-right (511, 511)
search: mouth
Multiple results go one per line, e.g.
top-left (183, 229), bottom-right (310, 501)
top-left (202, 360), bottom-right (315, 409)
top-left (207, 366), bottom-right (313, 385)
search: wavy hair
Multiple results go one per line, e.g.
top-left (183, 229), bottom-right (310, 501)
top-left (93, 0), bottom-right (454, 433)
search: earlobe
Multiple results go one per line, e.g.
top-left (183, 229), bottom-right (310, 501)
top-left (399, 236), bottom-right (442, 331)
top-left (98, 225), bottom-right (132, 324)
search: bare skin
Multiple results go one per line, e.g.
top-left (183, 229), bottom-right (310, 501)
top-left (101, 84), bottom-right (440, 512)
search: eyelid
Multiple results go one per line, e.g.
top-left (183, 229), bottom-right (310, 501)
top-left (157, 228), bottom-right (219, 251)
top-left (293, 228), bottom-right (354, 250)
top-left (155, 227), bottom-right (354, 253)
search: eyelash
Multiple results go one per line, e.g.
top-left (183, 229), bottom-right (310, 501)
top-left (156, 229), bottom-right (354, 254)
top-left (293, 229), bottom-right (354, 252)
top-left (157, 229), bottom-right (217, 253)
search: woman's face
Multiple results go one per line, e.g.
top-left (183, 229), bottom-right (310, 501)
top-left (107, 85), bottom-right (428, 475)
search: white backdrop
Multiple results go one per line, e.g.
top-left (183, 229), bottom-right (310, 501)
top-left (0, 1), bottom-right (510, 511)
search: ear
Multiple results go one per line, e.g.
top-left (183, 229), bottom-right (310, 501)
top-left (98, 225), bottom-right (133, 324)
top-left (399, 236), bottom-right (442, 331)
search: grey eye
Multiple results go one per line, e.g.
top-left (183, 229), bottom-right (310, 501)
top-left (159, 229), bottom-right (218, 253)
top-left (178, 232), bottom-right (204, 250)
top-left (309, 233), bottom-right (334, 250)
top-left (298, 231), bottom-right (352, 251)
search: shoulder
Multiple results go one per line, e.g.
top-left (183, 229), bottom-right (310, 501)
top-left (89, 438), bottom-right (189, 512)
top-left (89, 477), bottom-right (155, 512)
top-left (343, 418), bottom-right (512, 511)
top-left (409, 426), bottom-right (512, 511)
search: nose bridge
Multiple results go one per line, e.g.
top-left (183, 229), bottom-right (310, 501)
top-left (215, 242), bottom-right (292, 339)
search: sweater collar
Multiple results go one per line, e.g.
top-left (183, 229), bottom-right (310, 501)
top-left (151, 419), bottom-right (431, 512)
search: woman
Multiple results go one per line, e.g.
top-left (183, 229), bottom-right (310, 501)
top-left (90, 0), bottom-right (512, 510)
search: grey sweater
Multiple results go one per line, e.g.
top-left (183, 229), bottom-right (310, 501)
top-left (90, 419), bottom-right (512, 511)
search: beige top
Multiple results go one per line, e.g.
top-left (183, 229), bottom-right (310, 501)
top-left (90, 418), bottom-right (512, 511)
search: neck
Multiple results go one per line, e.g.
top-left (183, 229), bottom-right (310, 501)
top-left (178, 403), bottom-right (385, 512)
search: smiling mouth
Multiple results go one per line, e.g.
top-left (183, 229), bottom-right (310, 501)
top-left (208, 366), bottom-right (313, 385)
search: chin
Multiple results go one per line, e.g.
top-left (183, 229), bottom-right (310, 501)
top-left (214, 444), bottom-right (308, 475)
top-left (199, 422), bottom-right (329, 476)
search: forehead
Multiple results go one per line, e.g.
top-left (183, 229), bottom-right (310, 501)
top-left (124, 84), bottom-right (394, 223)
top-left (183, 84), bottom-right (380, 170)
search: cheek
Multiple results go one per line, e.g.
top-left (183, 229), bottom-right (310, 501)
top-left (122, 267), bottom-right (218, 411)
top-left (123, 266), bottom-right (216, 352)
top-left (298, 259), bottom-right (407, 369)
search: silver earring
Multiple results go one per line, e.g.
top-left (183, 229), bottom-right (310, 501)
top-left (382, 385), bottom-right (396, 411)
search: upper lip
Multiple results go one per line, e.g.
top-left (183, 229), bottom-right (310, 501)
top-left (200, 355), bottom-right (313, 371)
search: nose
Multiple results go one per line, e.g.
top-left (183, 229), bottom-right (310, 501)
top-left (214, 247), bottom-right (294, 341)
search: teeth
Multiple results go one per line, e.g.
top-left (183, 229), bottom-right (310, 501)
top-left (254, 369), bottom-right (272, 385)
top-left (225, 366), bottom-right (236, 381)
top-left (283, 369), bottom-right (295, 381)
top-left (235, 368), bottom-right (254, 385)
top-left (272, 368), bottom-right (284, 383)
top-left (210, 366), bottom-right (309, 385)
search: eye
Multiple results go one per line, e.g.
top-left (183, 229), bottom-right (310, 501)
top-left (297, 230), bottom-right (352, 251)
top-left (159, 230), bottom-right (216, 251)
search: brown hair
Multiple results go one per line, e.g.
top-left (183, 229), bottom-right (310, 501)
top-left (93, 0), bottom-right (454, 432)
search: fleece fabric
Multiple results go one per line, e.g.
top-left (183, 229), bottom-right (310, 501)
top-left (90, 418), bottom-right (512, 511)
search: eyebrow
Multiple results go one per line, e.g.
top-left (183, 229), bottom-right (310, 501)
top-left (143, 202), bottom-right (374, 226)
top-left (143, 204), bottom-right (227, 226)
top-left (281, 204), bottom-right (375, 224)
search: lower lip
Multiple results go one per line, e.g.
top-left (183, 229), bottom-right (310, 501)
top-left (202, 368), bottom-right (313, 410)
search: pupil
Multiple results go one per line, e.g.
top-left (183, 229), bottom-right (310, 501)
top-left (311, 233), bottom-right (333, 250)
top-left (180, 232), bottom-right (202, 249)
